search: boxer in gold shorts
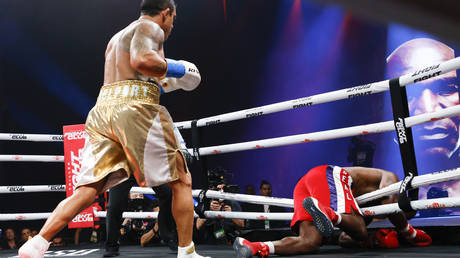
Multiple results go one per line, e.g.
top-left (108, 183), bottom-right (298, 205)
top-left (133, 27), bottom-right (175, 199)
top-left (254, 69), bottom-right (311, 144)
top-left (78, 80), bottom-right (183, 192)
top-left (19, 1), bottom-right (208, 257)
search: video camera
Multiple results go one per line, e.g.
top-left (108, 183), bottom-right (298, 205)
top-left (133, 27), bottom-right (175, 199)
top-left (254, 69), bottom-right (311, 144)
top-left (207, 167), bottom-right (240, 193)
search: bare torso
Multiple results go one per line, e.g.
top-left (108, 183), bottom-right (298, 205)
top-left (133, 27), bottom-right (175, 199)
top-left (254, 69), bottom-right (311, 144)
top-left (344, 167), bottom-right (389, 197)
top-left (103, 19), bottom-right (164, 85)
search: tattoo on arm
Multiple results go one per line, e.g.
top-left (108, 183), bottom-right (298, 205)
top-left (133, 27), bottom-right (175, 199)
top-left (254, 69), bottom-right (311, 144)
top-left (130, 21), bottom-right (166, 77)
top-left (131, 22), bottom-right (164, 57)
top-left (131, 22), bottom-right (162, 52)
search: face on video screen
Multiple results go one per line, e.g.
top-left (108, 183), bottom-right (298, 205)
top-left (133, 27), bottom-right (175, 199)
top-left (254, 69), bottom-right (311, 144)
top-left (387, 38), bottom-right (460, 162)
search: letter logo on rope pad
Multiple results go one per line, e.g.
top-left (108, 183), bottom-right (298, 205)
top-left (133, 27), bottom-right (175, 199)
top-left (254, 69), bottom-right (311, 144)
top-left (348, 92), bottom-right (372, 98)
top-left (414, 71), bottom-right (442, 83)
top-left (426, 202), bottom-right (446, 209)
top-left (49, 185), bottom-right (65, 191)
top-left (7, 186), bottom-right (25, 192)
top-left (246, 111), bottom-right (263, 118)
top-left (11, 134), bottom-right (27, 140)
top-left (399, 172), bottom-right (414, 194)
top-left (411, 64), bottom-right (442, 83)
top-left (51, 135), bottom-right (64, 141)
top-left (411, 64), bottom-right (440, 77)
top-left (395, 117), bottom-right (408, 144)
top-left (398, 172), bottom-right (417, 212)
top-left (205, 119), bottom-right (221, 126)
top-left (346, 84), bottom-right (372, 92)
top-left (293, 102), bottom-right (313, 109)
top-left (347, 84), bottom-right (372, 98)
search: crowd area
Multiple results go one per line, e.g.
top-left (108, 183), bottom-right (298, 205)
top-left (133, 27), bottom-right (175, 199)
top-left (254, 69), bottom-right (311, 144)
top-left (0, 178), bottom-right (293, 252)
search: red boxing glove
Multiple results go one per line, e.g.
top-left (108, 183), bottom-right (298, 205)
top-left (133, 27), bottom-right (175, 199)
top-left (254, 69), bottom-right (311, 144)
top-left (374, 229), bottom-right (399, 248)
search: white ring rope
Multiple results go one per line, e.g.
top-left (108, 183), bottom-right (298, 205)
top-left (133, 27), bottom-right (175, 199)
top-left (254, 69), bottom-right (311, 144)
top-left (194, 104), bottom-right (460, 156)
top-left (3, 58), bottom-right (459, 142)
top-left (0, 185), bottom-right (65, 194)
top-left (93, 210), bottom-right (291, 220)
top-left (0, 211), bottom-right (292, 221)
top-left (191, 190), bottom-right (294, 208)
top-left (174, 57), bottom-right (460, 129)
top-left (3, 195), bottom-right (460, 221)
top-left (362, 197), bottom-right (460, 216)
top-left (202, 211), bottom-right (292, 221)
top-left (2, 167), bottom-right (459, 207)
top-left (94, 211), bottom-right (159, 219)
top-left (0, 155), bottom-right (64, 162)
top-left (0, 133), bottom-right (63, 142)
top-left (0, 213), bottom-right (52, 221)
top-left (357, 167), bottom-right (460, 204)
top-left (2, 167), bottom-right (460, 220)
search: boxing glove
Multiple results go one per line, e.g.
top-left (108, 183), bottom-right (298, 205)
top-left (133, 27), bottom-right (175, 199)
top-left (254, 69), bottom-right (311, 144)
top-left (374, 229), bottom-right (399, 248)
top-left (162, 59), bottom-right (201, 92)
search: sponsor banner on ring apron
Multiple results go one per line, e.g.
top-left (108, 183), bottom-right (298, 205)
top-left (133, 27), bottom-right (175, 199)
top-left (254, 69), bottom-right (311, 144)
top-left (63, 124), bottom-right (98, 228)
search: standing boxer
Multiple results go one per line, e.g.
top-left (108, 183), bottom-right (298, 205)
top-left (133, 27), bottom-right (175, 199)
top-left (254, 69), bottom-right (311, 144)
top-left (19, 1), bottom-right (207, 257)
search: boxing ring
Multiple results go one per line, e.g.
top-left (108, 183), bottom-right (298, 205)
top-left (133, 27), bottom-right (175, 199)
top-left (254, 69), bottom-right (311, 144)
top-left (2, 57), bottom-right (460, 257)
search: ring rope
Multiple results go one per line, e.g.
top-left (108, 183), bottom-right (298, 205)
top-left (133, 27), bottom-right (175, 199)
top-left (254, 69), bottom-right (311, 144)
top-left (2, 58), bottom-right (459, 143)
top-left (194, 104), bottom-right (460, 156)
top-left (0, 210), bottom-right (291, 221)
top-left (201, 211), bottom-right (292, 220)
top-left (174, 57), bottom-right (460, 129)
top-left (0, 133), bottom-right (63, 142)
top-left (0, 213), bottom-right (52, 221)
top-left (0, 155), bottom-right (64, 162)
top-left (3, 195), bottom-right (460, 221)
top-left (362, 197), bottom-right (460, 216)
top-left (94, 211), bottom-right (159, 219)
top-left (357, 167), bottom-right (460, 204)
top-left (0, 185), bottom-right (294, 208)
top-left (2, 167), bottom-right (458, 208)
top-left (190, 189), bottom-right (293, 207)
top-left (0, 185), bottom-right (65, 194)
top-left (129, 187), bottom-right (290, 207)
top-left (5, 105), bottom-right (457, 162)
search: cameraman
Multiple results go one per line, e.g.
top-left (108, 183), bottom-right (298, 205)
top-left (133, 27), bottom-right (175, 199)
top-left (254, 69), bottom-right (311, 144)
top-left (194, 184), bottom-right (244, 245)
top-left (120, 193), bottom-right (157, 245)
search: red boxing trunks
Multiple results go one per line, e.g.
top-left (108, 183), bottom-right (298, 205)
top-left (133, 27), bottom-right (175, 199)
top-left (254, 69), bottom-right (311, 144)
top-left (291, 165), bottom-right (361, 233)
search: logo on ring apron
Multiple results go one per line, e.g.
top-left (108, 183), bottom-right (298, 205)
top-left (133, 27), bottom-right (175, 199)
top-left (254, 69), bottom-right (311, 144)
top-left (63, 124), bottom-right (98, 229)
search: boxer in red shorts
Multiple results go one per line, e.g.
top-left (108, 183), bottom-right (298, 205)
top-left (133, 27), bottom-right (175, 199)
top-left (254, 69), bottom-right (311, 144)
top-left (234, 165), bottom-right (432, 257)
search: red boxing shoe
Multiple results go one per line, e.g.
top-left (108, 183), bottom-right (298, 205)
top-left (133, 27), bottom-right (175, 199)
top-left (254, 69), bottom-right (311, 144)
top-left (399, 224), bottom-right (432, 247)
top-left (233, 237), bottom-right (270, 258)
top-left (406, 229), bottom-right (432, 247)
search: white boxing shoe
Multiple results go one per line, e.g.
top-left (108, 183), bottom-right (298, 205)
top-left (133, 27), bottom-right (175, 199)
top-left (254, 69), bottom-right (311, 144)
top-left (177, 241), bottom-right (211, 258)
top-left (18, 235), bottom-right (50, 258)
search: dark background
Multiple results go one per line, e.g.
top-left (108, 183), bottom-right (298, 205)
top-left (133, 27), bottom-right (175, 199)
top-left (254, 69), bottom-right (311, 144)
top-left (1, 0), bottom-right (459, 231)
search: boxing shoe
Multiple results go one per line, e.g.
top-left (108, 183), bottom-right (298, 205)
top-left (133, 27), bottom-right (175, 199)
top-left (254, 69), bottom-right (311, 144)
top-left (400, 225), bottom-right (432, 247)
top-left (302, 197), bottom-right (338, 237)
top-left (102, 245), bottom-right (120, 257)
top-left (177, 241), bottom-right (211, 258)
top-left (233, 237), bottom-right (270, 258)
top-left (18, 235), bottom-right (50, 258)
top-left (372, 229), bottom-right (399, 248)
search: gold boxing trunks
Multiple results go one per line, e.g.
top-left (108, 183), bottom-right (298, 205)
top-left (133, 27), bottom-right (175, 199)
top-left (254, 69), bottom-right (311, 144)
top-left (76, 80), bottom-right (186, 192)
